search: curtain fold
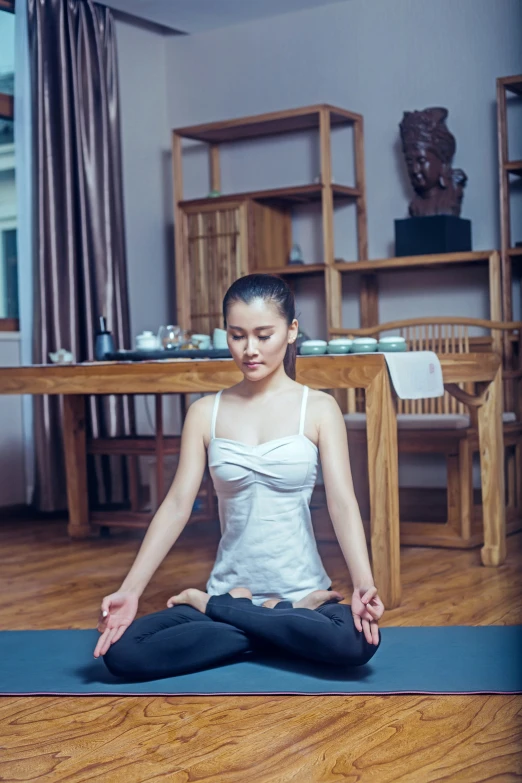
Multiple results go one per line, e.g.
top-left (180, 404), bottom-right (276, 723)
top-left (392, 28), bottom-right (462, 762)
top-left (15, 0), bottom-right (35, 504)
top-left (28, 0), bottom-right (133, 511)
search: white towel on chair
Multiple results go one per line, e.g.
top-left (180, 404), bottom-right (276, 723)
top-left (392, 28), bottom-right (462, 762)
top-left (381, 350), bottom-right (444, 399)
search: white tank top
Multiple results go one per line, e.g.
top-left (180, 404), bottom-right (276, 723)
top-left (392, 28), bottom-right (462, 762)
top-left (206, 385), bottom-right (331, 606)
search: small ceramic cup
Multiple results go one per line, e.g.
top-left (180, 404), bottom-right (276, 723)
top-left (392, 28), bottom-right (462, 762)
top-left (136, 331), bottom-right (159, 351)
top-left (191, 333), bottom-right (211, 350)
top-left (300, 339), bottom-right (327, 355)
top-left (327, 338), bottom-right (353, 354)
top-left (212, 328), bottom-right (228, 350)
top-left (377, 335), bottom-right (407, 352)
top-left (351, 337), bottom-right (378, 353)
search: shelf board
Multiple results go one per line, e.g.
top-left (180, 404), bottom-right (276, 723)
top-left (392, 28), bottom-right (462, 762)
top-left (505, 160), bottom-right (522, 176)
top-left (174, 104), bottom-right (361, 144)
top-left (507, 246), bottom-right (522, 257)
top-left (179, 183), bottom-right (359, 209)
top-left (335, 250), bottom-right (495, 273)
top-left (499, 75), bottom-right (522, 96)
top-left (259, 264), bottom-right (326, 276)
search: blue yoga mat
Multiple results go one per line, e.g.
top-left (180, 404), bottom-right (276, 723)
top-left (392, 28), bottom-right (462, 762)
top-left (0, 626), bottom-right (520, 696)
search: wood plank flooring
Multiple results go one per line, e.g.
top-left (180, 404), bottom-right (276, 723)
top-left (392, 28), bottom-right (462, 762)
top-left (0, 517), bottom-right (521, 782)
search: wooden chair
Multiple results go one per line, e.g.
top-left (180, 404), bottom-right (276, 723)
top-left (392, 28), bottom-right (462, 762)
top-left (332, 317), bottom-right (522, 549)
top-left (86, 394), bottom-right (217, 530)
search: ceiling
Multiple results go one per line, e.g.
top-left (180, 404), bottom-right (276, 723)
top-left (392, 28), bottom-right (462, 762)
top-left (102, 0), bottom-right (346, 34)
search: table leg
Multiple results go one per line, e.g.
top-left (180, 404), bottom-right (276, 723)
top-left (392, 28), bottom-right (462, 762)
top-left (63, 394), bottom-right (92, 539)
top-left (477, 365), bottom-right (506, 566)
top-left (365, 367), bottom-right (401, 609)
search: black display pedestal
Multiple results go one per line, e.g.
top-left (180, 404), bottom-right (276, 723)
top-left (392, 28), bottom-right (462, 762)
top-left (394, 216), bottom-right (472, 256)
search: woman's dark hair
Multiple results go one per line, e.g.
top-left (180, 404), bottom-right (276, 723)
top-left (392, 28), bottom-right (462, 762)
top-left (222, 274), bottom-right (297, 380)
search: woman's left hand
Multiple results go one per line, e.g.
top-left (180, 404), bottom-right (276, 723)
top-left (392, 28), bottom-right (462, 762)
top-left (351, 586), bottom-right (384, 645)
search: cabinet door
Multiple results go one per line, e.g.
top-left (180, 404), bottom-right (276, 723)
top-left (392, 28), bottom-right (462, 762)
top-left (185, 203), bottom-right (247, 334)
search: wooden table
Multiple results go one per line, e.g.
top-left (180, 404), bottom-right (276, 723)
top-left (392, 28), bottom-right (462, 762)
top-left (0, 352), bottom-right (506, 610)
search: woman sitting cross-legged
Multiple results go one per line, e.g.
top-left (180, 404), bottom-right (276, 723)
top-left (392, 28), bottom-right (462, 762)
top-left (94, 273), bottom-right (384, 681)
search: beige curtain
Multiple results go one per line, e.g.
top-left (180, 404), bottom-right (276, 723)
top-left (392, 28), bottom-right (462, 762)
top-left (28, 0), bottom-right (133, 511)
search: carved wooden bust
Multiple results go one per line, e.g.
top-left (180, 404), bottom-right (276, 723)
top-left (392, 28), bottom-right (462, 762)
top-left (399, 107), bottom-right (467, 217)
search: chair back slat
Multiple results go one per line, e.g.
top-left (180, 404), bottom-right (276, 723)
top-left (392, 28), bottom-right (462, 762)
top-left (346, 387), bottom-right (356, 413)
top-left (395, 321), bottom-right (471, 415)
top-left (340, 317), bottom-right (521, 418)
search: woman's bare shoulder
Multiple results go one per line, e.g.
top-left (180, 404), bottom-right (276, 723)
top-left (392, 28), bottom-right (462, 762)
top-left (306, 388), bottom-right (341, 438)
top-left (180, 395), bottom-right (220, 449)
top-left (307, 387), bottom-right (339, 412)
top-left (183, 394), bottom-right (216, 432)
top-left (189, 393), bottom-right (218, 417)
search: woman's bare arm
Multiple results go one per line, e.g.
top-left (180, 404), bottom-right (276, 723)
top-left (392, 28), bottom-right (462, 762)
top-left (118, 396), bottom-right (211, 597)
top-left (317, 394), bottom-right (375, 590)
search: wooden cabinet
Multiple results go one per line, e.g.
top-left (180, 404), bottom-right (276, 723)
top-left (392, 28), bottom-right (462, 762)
top-left (183, 201), bottom-right (245, 335)
top-left (181, 199), bottom-right (291, 333)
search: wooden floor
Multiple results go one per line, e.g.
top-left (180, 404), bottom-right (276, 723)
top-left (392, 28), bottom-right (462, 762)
top-left (0, 517), bottom-right (521, 782)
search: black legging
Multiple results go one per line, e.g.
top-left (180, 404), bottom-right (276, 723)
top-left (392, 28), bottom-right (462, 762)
top-left (103, 591), bottom-right (381, 681)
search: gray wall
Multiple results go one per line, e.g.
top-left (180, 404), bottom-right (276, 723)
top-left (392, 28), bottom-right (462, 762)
top-left (165, 0), bottom-right (522, 339)
top-left (116, 19), bottom-right (181, 441)
top-left (2, 0), bottom-right (521, 505)
top-left (163, 0), bottom-right (522, 488)
top-left (116, 19), bottom-right (173, 340)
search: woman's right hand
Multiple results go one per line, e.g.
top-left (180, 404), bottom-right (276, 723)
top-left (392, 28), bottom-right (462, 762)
top-left (93, 591), bottom-right (139, 658)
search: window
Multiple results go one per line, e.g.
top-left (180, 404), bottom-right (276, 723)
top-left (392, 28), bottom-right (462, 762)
top-left (0, 1), bottom-right (18, 331)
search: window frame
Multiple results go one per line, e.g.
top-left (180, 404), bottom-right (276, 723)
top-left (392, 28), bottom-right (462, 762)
top-left (0, 0), bottom-right (18, 331)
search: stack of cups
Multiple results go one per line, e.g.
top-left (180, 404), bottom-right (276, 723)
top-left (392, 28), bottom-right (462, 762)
top-left (213, 328), bottom-right (228, 350)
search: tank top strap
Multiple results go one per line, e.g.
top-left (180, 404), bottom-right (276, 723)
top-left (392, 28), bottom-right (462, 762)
top-left (211, 389), bottom-right (223, 440)
top-left (298, 385), bottom-right (309, 436)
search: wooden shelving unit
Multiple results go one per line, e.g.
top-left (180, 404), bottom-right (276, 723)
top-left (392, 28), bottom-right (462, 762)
top-left (331, 250), bottom-right (502, 329)
top-left (178, 184), bottom-right (360, 209)
top-left (262, 264), bottom-right (326, 277)
top-left (171, 104), bottom-right (505, 357)
top-left (335, 250), bottom-right (496, 273)
top-left (497, 74), bottom-right (522, 325)
top-left (172, 104), bottom-right (368, 336)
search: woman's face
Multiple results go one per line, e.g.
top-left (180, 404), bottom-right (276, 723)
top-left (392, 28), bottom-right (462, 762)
top-left (225, 298), bottom-right (298, 380)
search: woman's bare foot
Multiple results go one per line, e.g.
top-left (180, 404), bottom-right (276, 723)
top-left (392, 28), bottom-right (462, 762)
top-left (167, 588), bottom-right (210, 613)
top-left (229, 587), bottom-right (253, 600)
top-left (224, 587), bottom-right (345, 610)
top-left (261, 598), bottom-right (284, 609)
top-left (293, 589), bottom-right (344, 610)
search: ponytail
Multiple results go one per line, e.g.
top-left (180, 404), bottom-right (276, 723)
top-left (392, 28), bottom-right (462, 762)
top-left (284, 340), bottom-right (297, 380)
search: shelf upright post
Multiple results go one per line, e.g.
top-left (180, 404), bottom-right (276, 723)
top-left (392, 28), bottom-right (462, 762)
top-left (497, 77), bottom-right (512, 325)
top-left (172, 131), bottom-right (190, 331)
top-left (172, 130), bottom-right (192, 421)
top-left (496, 75), bottom-right (522, 399)
top-left (210, 144), bottom-right (221, 193)
top-left (354, 115), bottom-right (368, 262)
top-left (320, 107), bottom-right (345, 407)
top-left (320, 107), bottom-right (341, 334)
top-left (354, 114), bottom-right (377, 327)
